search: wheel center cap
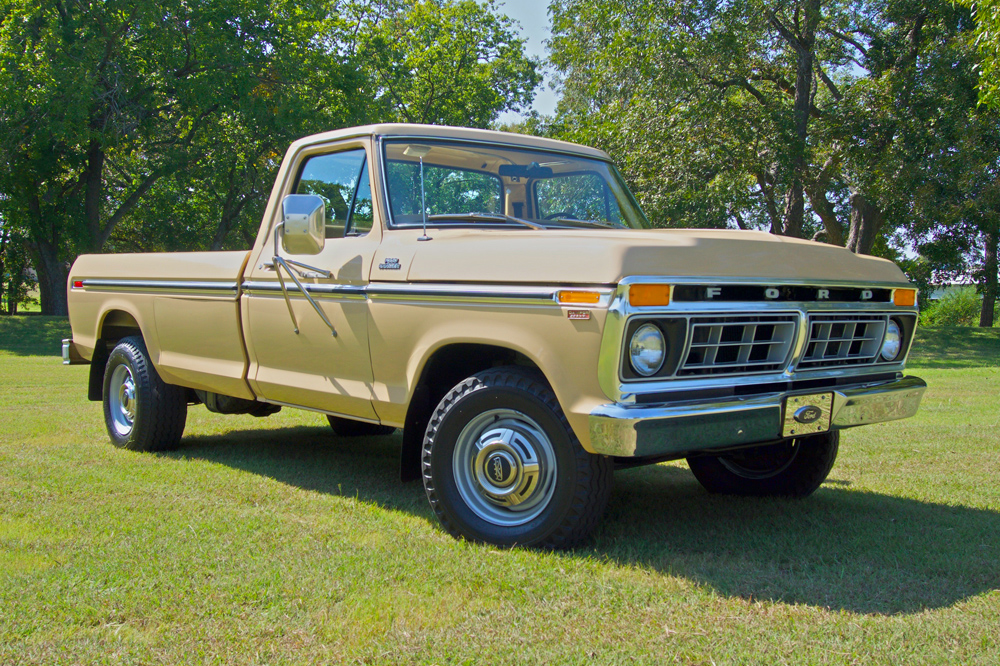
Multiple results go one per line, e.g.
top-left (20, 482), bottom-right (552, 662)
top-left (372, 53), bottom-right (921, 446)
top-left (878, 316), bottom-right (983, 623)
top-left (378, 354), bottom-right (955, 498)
top-left (484, 452), bottom-right (517, 488)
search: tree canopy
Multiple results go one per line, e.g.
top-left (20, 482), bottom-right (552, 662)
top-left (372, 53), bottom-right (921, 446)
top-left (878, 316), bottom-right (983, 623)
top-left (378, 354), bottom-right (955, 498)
top-left (2, 0), bottom-right (996, 324)
top-left (963, 0), bottom-right (1000, 107)
top-left (547, 0), bottom-right (1000, 321)
top-left (0, 0), bottom-right (540, 314)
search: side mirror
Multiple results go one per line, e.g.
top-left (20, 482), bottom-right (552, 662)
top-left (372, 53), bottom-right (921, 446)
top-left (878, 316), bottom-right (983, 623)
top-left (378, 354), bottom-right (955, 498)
top-left (280, 194), bottom-right (325, 255)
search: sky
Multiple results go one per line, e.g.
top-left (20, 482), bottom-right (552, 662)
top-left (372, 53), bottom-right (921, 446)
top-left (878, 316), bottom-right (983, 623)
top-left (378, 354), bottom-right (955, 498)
top-left (495, 0), bottom-right (559, 122)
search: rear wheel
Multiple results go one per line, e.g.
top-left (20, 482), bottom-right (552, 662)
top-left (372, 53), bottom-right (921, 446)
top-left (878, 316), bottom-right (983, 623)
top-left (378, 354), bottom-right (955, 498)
top-left (422, 368), bottom-right (612, 548)
top-left (103, 336), bottom-right (187, 451)
top-left (327, 415), bottom-right (396, 437)
top-left (686, 432), bottom-right (839, 497)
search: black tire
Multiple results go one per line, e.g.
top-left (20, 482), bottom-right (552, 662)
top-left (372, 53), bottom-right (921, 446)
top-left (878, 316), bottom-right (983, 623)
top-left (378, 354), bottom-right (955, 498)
top-left (686, 431), bottom-right (839, 497)
top-left (327, 415), bottom-right (396, 437)
top-left (102, 336), bottom-right (187, 451)
top-left (422, 367), bottom-right (612, 549)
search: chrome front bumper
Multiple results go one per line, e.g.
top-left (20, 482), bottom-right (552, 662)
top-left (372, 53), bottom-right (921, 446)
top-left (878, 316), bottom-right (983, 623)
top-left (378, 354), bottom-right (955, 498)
top-left (588, 375), bottom-right (927, 458)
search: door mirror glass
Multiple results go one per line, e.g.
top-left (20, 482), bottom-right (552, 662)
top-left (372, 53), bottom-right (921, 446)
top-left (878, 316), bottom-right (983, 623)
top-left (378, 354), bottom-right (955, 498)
top-left (280, 194), bottom-right (326, 255)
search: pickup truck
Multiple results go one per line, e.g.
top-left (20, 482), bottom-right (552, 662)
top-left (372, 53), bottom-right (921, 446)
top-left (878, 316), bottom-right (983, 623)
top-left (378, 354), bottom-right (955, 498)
top-left (64, 123), bottom-right (927, 548)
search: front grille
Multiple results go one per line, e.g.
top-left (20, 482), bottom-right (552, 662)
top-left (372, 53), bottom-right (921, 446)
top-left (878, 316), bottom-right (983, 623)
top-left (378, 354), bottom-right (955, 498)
top-left (797, 314), bottom-right (887, 369)
top-left (679, 315), bottom-right (797, 376)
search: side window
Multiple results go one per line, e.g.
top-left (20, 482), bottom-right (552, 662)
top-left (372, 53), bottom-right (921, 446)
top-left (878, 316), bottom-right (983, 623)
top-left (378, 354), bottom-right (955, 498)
top-left (535, 173), bottom-right (622, 223)
top-left (295, 149), bottom-right (374, 238)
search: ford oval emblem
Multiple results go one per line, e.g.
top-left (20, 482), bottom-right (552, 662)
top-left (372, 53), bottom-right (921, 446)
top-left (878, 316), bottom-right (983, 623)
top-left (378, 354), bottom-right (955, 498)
top-left (793, 405), bottom-right (823, 424)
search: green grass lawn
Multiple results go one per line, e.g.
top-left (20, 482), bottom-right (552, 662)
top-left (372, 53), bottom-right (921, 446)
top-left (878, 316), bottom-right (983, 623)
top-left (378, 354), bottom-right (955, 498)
top-left (1, 318), bottom-right (998, 664)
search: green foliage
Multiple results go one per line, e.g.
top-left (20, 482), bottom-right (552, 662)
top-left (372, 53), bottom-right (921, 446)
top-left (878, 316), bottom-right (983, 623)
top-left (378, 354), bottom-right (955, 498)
top-left (355, 0), bottom-right (541, 127)
top-left (547, 0), bottom-right (1000, 318)
top-left (919, 287), bottom-right (990, 327)
top-left (963, 0), bottom-right (1000, 107)
top-left (0, 220), bottom-right (35, 315)
top-left (0, 0), bottom-right (358, 309)
top-left (0, 0), bottom-right (541, 309)
top-left (548, 0), bottom-right (861, 236)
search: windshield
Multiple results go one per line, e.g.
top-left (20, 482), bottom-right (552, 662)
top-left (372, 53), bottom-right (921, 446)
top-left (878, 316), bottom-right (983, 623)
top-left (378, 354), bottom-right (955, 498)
top-left (381, 139), bottom-right (648, 230)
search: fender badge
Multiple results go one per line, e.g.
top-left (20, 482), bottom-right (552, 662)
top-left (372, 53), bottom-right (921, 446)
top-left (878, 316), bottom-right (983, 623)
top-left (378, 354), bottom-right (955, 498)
top-left (378, 258), bottom-right (401, 270)
top-left (567, 310), bottom-right (591, 320)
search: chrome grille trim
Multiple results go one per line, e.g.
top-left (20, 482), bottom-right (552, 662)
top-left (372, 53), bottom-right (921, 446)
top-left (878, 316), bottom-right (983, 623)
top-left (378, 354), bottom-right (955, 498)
top-left (679, 314), bottom-right (798, 377)
top-left (798, 314), bottom-right (888, 369)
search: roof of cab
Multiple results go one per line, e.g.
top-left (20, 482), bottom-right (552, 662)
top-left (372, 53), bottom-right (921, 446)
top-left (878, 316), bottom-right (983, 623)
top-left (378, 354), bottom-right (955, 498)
top-left (286, 123), bottom-right (611, 161)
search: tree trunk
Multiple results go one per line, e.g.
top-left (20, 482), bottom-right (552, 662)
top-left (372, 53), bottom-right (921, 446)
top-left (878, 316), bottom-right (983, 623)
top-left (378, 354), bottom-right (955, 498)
top-left (782, 183), bottom-right (806, 238)
top-left (804, 183), bottom-right (844, 246)
top-left (33, 238), bottom-right (68, 316)
top-left (211, 188), bottom-right (251, 251)
top-left (0, 229), bottom-right (7, 315)
top-left (773, 0), bottom-right (820, 238)
top-left (85, 139), bottom-right (105, 250)
top-left (980, 230), bottom-right (998, 327)
top-left (846, 192), bottom-right (884, 255)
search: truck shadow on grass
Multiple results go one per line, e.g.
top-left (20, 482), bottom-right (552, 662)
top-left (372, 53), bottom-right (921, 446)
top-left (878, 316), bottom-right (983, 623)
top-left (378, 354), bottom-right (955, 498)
top-left (170, 425), bottom-right (1000, 617)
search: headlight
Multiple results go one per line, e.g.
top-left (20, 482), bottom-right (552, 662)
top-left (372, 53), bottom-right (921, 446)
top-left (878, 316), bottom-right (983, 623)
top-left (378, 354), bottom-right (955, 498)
top-left (629, 323), bottom-right (666, 376)
top-left (881, 319), bottom-right (902, 361)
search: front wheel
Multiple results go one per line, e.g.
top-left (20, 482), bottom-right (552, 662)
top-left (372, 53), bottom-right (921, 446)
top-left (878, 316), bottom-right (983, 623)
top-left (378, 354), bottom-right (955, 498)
top-left (422, 368), bottom-right (612, 549)
top-left (103, 336), bottom-right (187, 451)
top-left (686, 432), bottom-right (839, 497)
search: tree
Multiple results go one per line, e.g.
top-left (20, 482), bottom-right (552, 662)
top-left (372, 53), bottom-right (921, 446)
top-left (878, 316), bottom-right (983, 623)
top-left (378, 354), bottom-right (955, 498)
top-left (102, 8), bottom-right (372, 255)
top-left (354, 0), bottom-right (541, 127)
top-left (0, 1), bottom-right (542, 313)
top-left (549, 0), bottom-right (871, 242)
top-left (0, 0), bottom-right (362, 314)
top-left (547, 0), bottom-right (1000, 316)
top-left (858, 1), bottom-right (1000, 325)
top-left (99, 0), bottom-right (542, 256)
top-left (0, 214), bottom-right (35, 315)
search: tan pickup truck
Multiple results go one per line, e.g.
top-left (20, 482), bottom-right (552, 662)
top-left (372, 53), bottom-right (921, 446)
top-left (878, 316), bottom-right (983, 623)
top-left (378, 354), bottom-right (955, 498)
top-left (65, 123), bottom-right (926, 548)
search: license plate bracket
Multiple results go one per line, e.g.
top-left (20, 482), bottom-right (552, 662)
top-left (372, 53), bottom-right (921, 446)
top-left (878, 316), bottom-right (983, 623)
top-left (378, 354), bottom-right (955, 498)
top-left (782, 393), bottom-right (833, 438)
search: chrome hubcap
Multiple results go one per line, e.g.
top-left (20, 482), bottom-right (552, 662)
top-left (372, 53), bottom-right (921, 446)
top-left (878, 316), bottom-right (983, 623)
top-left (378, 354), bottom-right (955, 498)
top-left (109, 364), bottom-right (136, 437)
top-left (453, 409), bottom-right (557, 526)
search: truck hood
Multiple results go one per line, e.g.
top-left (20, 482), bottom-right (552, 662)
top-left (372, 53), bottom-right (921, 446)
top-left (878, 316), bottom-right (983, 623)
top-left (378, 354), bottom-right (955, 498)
top-left (374, 227), bottom-right (910, 286)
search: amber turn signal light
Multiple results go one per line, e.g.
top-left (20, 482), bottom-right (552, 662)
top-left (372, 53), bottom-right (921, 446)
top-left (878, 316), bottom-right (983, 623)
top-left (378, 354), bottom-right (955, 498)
top-left (557, 290), bottom-right (601, 305)
top-left (629, 284), bottom-right (672, 307)
top-left (893, 288), bottom-right (917, 307)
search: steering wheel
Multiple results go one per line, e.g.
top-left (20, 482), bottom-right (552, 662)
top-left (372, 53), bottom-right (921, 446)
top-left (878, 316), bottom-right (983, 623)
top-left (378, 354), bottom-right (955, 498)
top-left (544, 212), bottom-right (576, 220)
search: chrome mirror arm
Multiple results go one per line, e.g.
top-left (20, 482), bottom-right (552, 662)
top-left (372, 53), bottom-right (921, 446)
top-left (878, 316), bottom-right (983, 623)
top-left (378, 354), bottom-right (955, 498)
top-left (272, 256), bottom-right (301, 334)
top-left (272, 256), bottom-right (337, 337)
top-left (271, 223), bottom-right (337, 337)
top-left (270, 223), bottom-right (332, 278)
top-left (283, 258), bottom-right (332, 279)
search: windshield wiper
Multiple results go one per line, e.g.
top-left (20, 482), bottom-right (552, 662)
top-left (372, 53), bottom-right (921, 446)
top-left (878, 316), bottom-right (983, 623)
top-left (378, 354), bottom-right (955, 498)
top-left (427, 212), bottom-right (544, 230)
top-left (549, 218), bottom-right (626, 229)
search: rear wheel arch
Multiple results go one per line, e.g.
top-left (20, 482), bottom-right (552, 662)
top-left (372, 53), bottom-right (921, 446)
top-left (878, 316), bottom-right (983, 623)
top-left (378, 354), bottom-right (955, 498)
top-left (88, 309), bottom-right (145, 401)
top-left (399, 343), bottom-right (549, 482)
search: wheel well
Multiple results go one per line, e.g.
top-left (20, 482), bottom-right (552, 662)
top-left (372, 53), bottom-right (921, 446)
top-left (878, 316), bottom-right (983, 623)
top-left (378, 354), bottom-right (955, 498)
top-left (88, 310), bottom-right (143, 401)
top-left (399, 344), bottom-right (543, 482)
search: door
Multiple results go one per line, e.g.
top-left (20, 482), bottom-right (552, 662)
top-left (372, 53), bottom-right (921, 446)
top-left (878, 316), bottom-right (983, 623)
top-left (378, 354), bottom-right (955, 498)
top-left (243, 142), bottom-right (381, 419)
